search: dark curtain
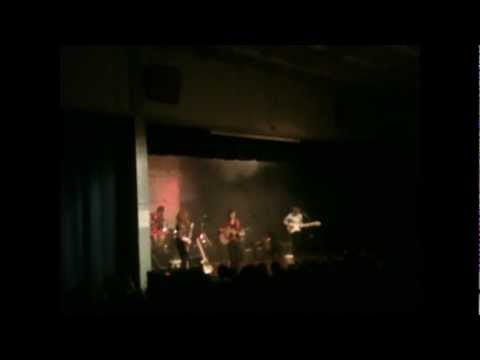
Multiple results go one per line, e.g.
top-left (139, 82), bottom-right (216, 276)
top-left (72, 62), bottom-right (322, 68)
top-left (61, 111), bottom-right (138, 300)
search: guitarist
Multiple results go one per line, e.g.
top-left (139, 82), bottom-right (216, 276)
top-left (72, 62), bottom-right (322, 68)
top-left (175, 208), bottom-right (192, 270)
top-left (283, 206), bottom-right (306, 256)
top-left (222, 209), bottom-right (244, 270)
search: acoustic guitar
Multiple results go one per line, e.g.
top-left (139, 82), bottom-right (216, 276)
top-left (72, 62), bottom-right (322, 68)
top-left (218, 226), bottom-right (249, 245)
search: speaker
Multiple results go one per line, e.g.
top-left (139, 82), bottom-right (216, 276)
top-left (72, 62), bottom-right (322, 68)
top-left (143, 65), bottom-right (181, 104)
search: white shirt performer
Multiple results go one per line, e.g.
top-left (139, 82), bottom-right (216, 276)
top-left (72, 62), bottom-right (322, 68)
top-left (283, 206), bottom-right (322, 258)
top-left (283, 206), bottom-right (304, 256)
top-left (283, 207), bottom-right (304, 233)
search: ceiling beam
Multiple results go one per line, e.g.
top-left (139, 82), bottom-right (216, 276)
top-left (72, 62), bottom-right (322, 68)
top-left (215, 46), bottom-right (336, 80)
top-left (209, 46), bottom-right (417, 86)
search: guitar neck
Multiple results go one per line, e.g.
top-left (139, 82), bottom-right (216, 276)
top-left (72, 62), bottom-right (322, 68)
top-left (196, 238), bottom-right (208, 262)
top-left (301, 222), bottom-right (320, 227)
top-left (199, 244), bottom-right (206, 259)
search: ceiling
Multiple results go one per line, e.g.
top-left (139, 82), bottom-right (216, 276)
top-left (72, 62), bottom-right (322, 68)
top-left (193, 45), bottom-right (419, 87)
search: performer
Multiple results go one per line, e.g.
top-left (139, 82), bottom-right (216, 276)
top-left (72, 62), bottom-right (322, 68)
top-left (151, 206), bottom-right (169, 270)
top-left (283, 206), bottom-right (305, 256)
top-left (220, 209), bottom-right (244, 270)
top-left (283, 206), bottom-right (321, 257)
top-left (175, 208), bottom-right (193, 270)
top-left (150, 206), bottom-right (165, 244)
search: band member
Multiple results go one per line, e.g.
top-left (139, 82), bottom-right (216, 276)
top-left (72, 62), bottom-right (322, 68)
top-left (222, 209), bottom-right (243, 270)
top-left (175, 208), bottom-right (192, 270)
top-left (283, 206), bottom-right (322, 257)
top-left (151, 206), bottom-right (168, 270)
top-left (150, 206), bottom-right (165, 244)
top-left (283, 206), bottom-right (304, 255)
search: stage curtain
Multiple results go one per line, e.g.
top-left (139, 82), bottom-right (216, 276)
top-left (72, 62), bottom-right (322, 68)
top-left (61, 112), bottom-right (138, 301)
